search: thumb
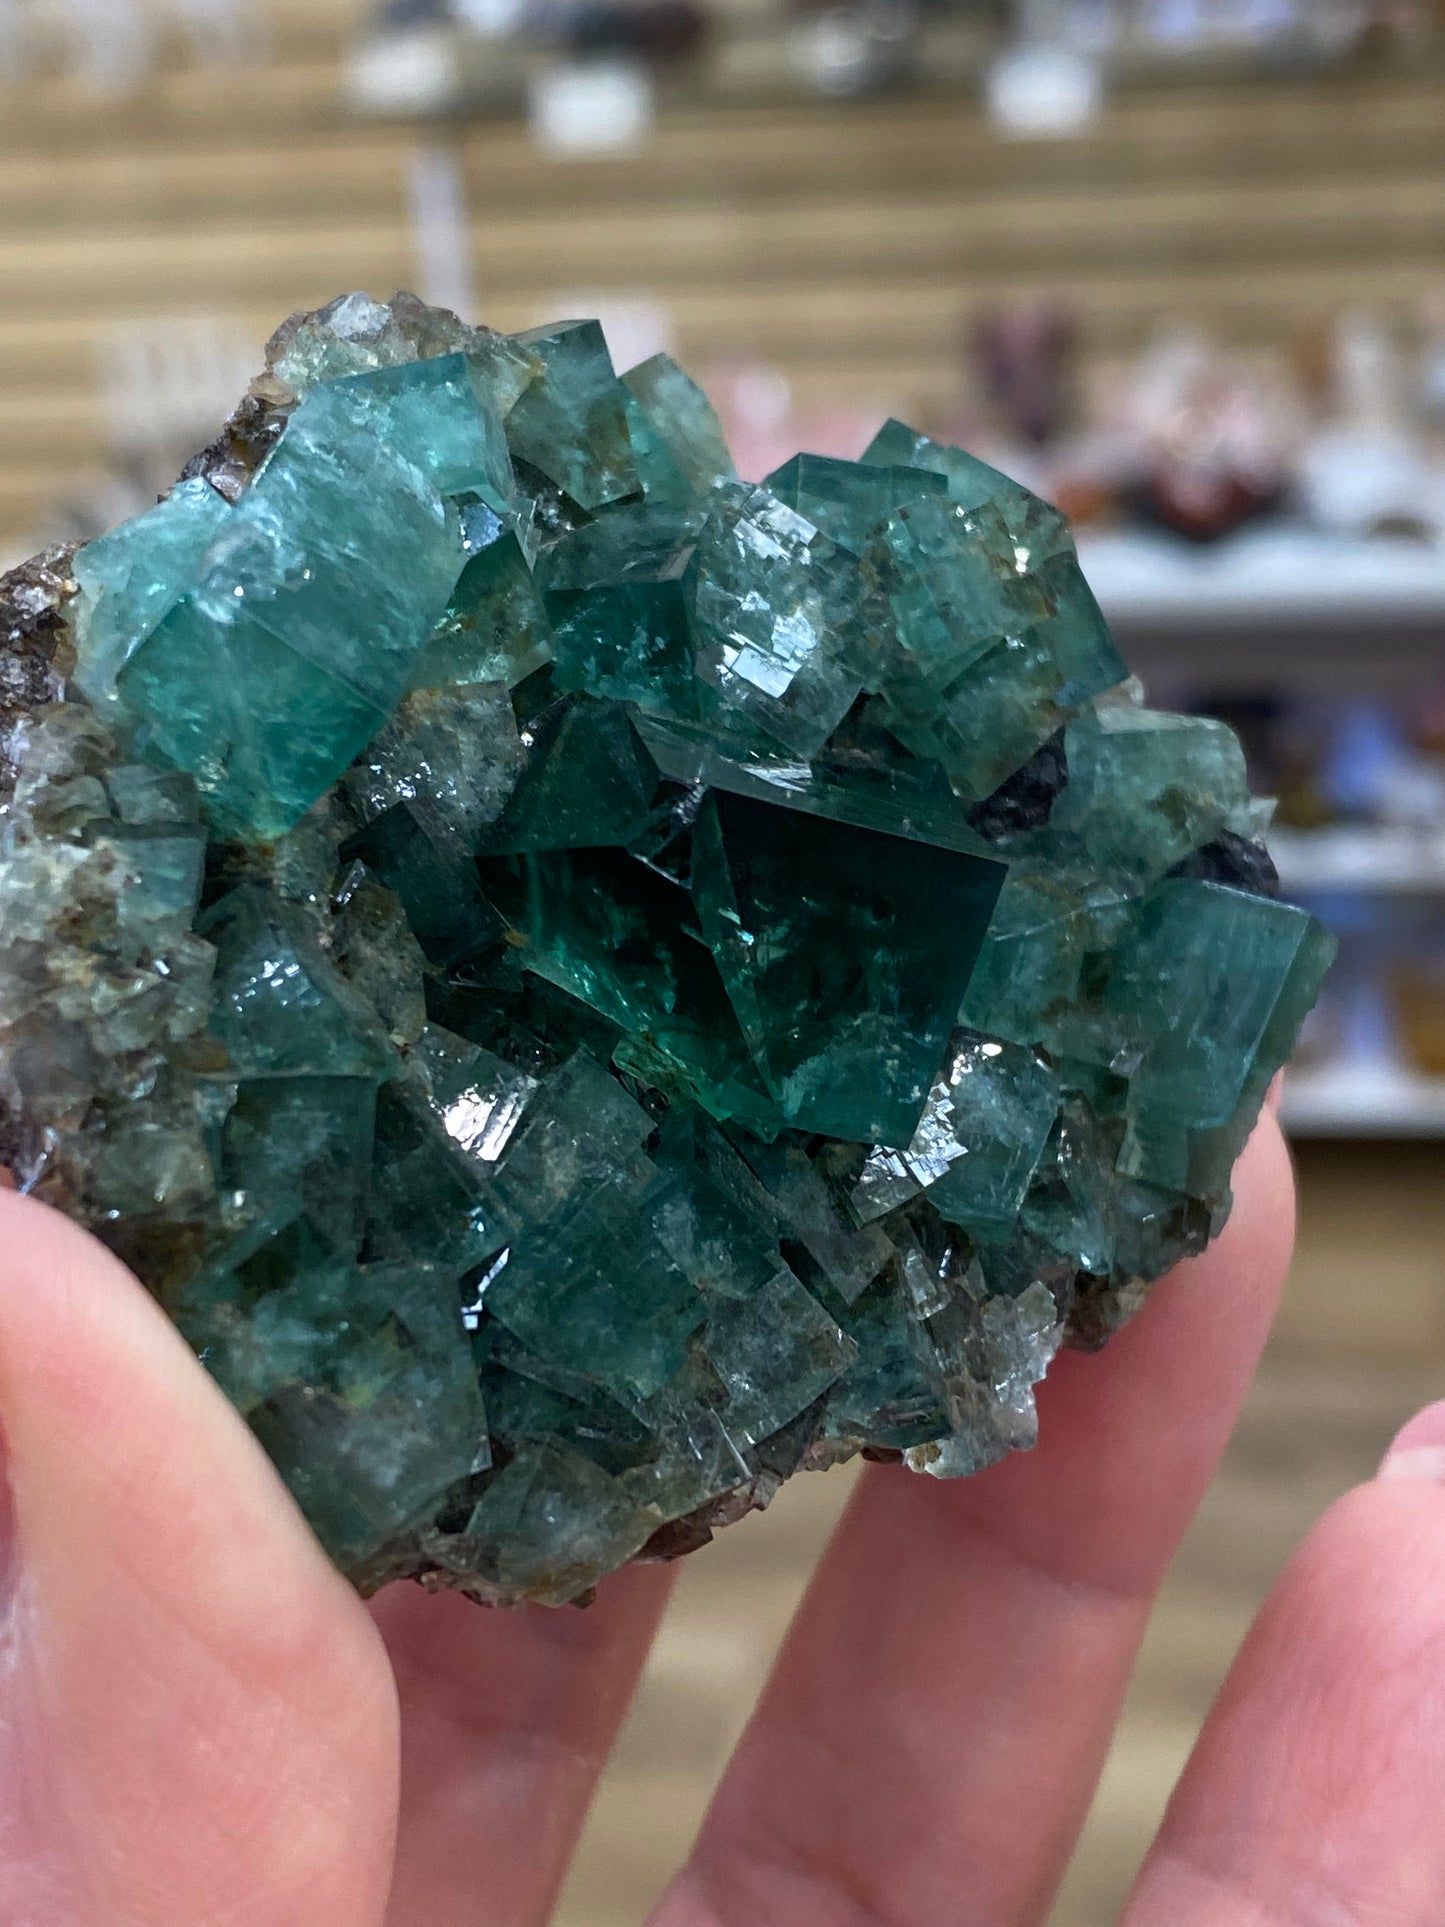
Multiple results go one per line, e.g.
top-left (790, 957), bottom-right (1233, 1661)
top-left (0, 1190), bottom-right (399, 1927)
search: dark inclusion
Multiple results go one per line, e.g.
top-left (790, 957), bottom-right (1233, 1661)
top-left (966, 729), bottom-right (1069, 840)
top-left (0, 295), bottom-right (1333, 1606)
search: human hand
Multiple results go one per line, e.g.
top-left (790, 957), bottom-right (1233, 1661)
top-left (1, 1109), bottom-right (1442, 1926)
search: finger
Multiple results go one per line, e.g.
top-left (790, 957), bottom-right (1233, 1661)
top-left (1376, 1398), bottom-right (1445, 1484)
top-left (654, 1114), bottom-right (1296, 1927)
top-left (1125, 1405), bottom-right (1445, 1925)
top-left (374, 1560), bottom-right (673, 1927)
top-left (0, 1192), bottom-right (399, 1927)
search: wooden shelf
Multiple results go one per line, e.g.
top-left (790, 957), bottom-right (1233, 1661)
top-left (0, 58), bottom-right (1440, 545)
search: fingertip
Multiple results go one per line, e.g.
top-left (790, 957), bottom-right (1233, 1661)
top-left (1287, 1475), bottom-right (1445, 1627)
top-left (1379, 1400), bottom-right (1445, 1483)
top-left (0, 1191), bottom-right (399, 1925)
top-left (1129, 1474), bottom-right (1445, 1927)
top-left (0, 1187), bottom-right (369, 1642)
top-left (1206, 1104), bottom-right (1296, 1300)
top-left (0, 1187), bottom-right (208, 1433)
top-left (1161, 1104), bottom-right (1296, 1357)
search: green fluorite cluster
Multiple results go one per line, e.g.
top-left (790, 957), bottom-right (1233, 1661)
top-left (0, 294), bottom-right (1333, 1606)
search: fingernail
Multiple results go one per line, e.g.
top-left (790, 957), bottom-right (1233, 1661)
top-left (1378, 1401), bottom-right (1445, 1483)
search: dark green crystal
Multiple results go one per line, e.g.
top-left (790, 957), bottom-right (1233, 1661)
top-left (692, 790), bottom-right (1004, 1144)
top-left (0, 294), bottom-right (1334, 1605)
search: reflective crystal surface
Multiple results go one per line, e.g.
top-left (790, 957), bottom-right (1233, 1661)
top-left (0, 294), bottom-right (1334, 1605)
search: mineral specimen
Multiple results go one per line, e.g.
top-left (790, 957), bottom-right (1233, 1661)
top-left (0, 292), bottom-right (1333, 1606)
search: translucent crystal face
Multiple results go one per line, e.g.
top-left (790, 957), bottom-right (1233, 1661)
top-left (0, 293), bottom-right (1334, 1606)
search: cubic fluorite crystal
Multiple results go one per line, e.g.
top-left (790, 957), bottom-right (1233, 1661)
top-left (0, 293), bottom-right (1333, 1606)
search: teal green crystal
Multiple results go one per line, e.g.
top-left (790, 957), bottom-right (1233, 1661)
top-left (71, 477), bottom-right (234, 712)
top-left (692, 790), bottom-right (1004, 1144)
top-left (345, 681), bottom-right (522, 845)
top-left (0, 293), bottom-right (1334, 1605)
top-left (1050, 706), bottom-right (1254, 878)
top-left (484, 699), bottom-right (660, 852)
top-left (414, 501), bottom-right (554, 693)
top-left (201, 884), bottom-right (395, 1080)
top-left (687, 483), bottom-right (864, 757)
top-left (864, 416), bottom-right (1076, 571)
top-left (764, 451), bottom-right (948, 556)
top-left (327, 352), bottom-right (513, 509)
top-left (853, 1032), bottom-right (1061, 1241)
top-left (233, 1257), bottom-right (487, 1568)
top-left (111, 381), bottom-right (466, 839)
top-left (460, 1438), bottom-right (654, 1608)
top-left (622, 352), bottom-right (737, 501)
top-left (217, 1075), bottom-right (379, 1256)
top-left (504, 319), bottom-right (640, 511)
top-left (538, 501), bottom-right (702, 716)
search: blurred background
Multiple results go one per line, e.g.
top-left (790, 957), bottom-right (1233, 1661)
top-left (0, 2), bottom-right (1442, 1917)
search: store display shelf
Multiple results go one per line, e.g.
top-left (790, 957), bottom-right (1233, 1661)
top-left (1081, 526), bottom-right (1445, 625)
top-left (1081, 526), bottom-right (1445, 691)
top-left (1281, 1063), bottom-right (1445, 1137)
top-left (1271, 826), bottom-right (1445, 895)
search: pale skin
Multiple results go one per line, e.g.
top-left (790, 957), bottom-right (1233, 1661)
top-left (1, 1105), bottom-right (1443, 1926)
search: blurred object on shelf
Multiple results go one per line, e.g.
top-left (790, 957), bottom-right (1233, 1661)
top-left (407, 144), bottom-right (478, 320)
top-left (1133, 0), bottom-right (1432, 61)
top-left (1269, 822), bottom-right (1445, 890)
top-left (12, 0), bottom-right (268, 93)
top-left (1078, 523), bottom-right (1445, 699)
top-left (1280, 887), bottom-right (1445, 1135)
top-left (1281, 1058), bottom-right (1445, 1133)
top-left (1320, 695), bottom-right (1445, 828)
top-left (57, 0), bottom-right (154, 92)
top-left (1413, 683), bottom-right (1445, 759)
top-left (1272, 737), bottom-right (1337, 830)
top-left (985, 0), bottom-right (1113, 137)
top-left (452, 0), bottom-right (526, 28)
top-left (788, 0), bottom-right (919, 96)
top-left (0, 0), bottom-right (34, 79)
top-left (918, 301), bottom-right (1445, 556)
top-left (1419, 290), bottom-right (1445, 437)
top-left (528, 55), bottom-right (656, 149)
top-left (347, 19), bottom-right (461, 113)
top-left (341, 0), bottom-right (1443, 121)
top-left (1202, 683), bottom-right (1445, 1134)
top-left (971, 299), bottom-right (1078, 448)
top-left (1118, 327), bottom-right (1294, 543)
top-left (984, 38), bottom-right (1105, 136)
top-left (378, 0), bottom-right (456, 22)
top-left (167, 0), bottom-right (267, 64)
top-left (1297, 309), bottom-right (1442, 538)
top-left (1395, 954), bottom-right (1445, 1075)
top-left (521, 0), bottom-right (709, 60)
top-left (707, 359), bottom-right (896, 479)
top-left (97, 312), bottom-right (258, 475)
